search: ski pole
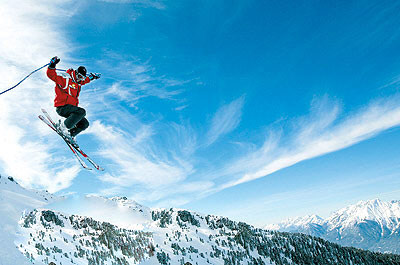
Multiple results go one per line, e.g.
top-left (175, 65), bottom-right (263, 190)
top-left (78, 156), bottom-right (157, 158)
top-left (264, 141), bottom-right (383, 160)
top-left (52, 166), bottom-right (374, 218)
top-left (0, 63), bottom-right (50, 96)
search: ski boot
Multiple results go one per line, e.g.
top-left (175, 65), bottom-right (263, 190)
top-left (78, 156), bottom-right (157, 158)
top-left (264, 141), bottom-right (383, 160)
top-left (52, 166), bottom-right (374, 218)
top-left (56, 120), bottom-right (78, 147)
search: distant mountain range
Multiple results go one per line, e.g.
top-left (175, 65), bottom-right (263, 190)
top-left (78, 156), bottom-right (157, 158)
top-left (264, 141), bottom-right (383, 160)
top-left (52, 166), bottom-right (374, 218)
top-left (265, 199), bottom-right (400, 254)
top-left (1, 175), bottom-right (400, 265)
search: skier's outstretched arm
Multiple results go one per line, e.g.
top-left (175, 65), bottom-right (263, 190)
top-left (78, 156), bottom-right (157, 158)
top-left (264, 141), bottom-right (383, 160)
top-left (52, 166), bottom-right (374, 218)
top-left (82, 73), bottom-right (101, 85)
top-left (46, 56), bottom-right (66, 87)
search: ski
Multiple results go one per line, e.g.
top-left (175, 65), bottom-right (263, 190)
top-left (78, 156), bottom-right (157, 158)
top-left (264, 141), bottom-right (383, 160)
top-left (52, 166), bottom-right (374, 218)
top-left (40, 108), bottom-right (104, 171)
top-left (38, 115), bottom-right (91, 170)
top-left (70, 144), bottom-right (104, 171)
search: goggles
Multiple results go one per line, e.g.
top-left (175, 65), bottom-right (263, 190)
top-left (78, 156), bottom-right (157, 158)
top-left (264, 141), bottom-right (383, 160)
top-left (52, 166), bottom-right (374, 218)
top-left (76, 72), bottom-right (86, 81)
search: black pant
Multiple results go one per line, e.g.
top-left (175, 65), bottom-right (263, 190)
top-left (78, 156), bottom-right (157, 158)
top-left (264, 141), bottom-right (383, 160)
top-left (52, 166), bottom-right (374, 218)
top-left (56, 104), bottom-right (89, 137)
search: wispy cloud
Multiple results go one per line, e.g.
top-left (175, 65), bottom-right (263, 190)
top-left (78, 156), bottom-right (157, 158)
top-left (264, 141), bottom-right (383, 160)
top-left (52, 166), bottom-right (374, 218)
top-left (89, 120), bottom-right (194, 189)
top-left (218, 95), bottom-right (400, 190)
top-left (175, 105), bottom-right (189, 111)
top-left (205, 96), bottom-right (245, 146)
top-left (95, 56), bottom-right (189, 108)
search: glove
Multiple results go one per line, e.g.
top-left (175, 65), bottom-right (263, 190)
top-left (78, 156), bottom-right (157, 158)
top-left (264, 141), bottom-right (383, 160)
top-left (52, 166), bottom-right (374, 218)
top-left (89, 72), bottom-right (101, 80)
top-left (49, 56), bottom-right (60, 69)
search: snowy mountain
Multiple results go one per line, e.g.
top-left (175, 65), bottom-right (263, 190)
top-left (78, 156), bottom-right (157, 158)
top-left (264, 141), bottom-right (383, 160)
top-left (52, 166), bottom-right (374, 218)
top-left (265, 214), bottom-right (326, 236)
top-left (265, 199), bottom-right (400, 254)
top-left (2, 177), bottom-right (400, 265)
top-left (0, 175), bottom-right (59, 265)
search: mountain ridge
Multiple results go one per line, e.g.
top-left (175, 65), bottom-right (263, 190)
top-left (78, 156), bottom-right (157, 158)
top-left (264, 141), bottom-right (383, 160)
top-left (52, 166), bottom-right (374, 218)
top-left (266, 198), bottom-right (400, 254)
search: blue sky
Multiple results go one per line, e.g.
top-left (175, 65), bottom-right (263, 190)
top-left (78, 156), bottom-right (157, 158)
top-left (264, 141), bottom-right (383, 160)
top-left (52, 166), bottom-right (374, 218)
top-left (1, 0), bottom-right (400, 227)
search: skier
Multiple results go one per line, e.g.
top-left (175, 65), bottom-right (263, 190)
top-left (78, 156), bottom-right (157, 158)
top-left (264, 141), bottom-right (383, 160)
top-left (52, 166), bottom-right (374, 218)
top-left (46, 56), bottom-right (100, 146)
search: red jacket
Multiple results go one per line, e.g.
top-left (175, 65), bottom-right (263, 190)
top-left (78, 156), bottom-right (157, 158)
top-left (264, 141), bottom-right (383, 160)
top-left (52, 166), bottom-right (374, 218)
top-left (47, 68), bottom-right (90, 107)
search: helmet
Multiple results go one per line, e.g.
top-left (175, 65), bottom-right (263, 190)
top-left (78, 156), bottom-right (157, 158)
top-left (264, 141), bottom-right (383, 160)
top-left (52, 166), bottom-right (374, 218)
top-left (75, 66), bottom-right (87, 82)
top-left (77, 66), bottom-right (87, 76)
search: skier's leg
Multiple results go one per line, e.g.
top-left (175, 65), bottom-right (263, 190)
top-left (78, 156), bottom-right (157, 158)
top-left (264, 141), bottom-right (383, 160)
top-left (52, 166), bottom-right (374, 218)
top-left (55, 105), bottom-right (71, 119)
top-left (69, 118), bottom-right (89, 137)
top-left (56, 105), bottom-right (86, 129)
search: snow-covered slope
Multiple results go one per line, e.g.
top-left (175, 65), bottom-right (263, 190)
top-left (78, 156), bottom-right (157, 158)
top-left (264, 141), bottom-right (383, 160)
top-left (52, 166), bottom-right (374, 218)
top-left (266, 199), bottom-right (400, 253)
top-left (16, 208), bottom-right (154, 265)
top-left (0, 175), bottom-right (59, 265)
top-left (2, 178), bottom-right (400, 265)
